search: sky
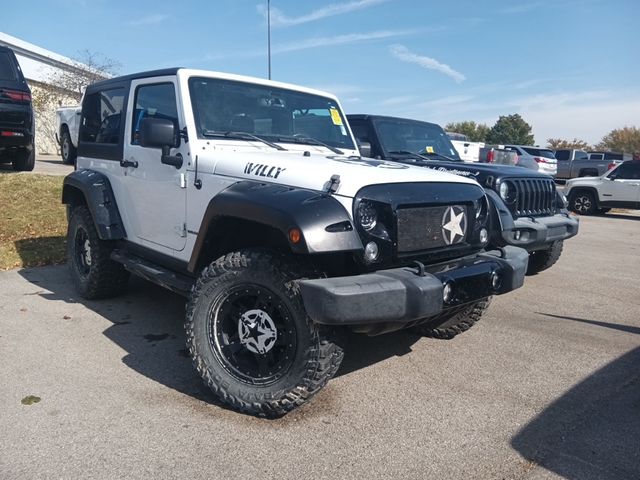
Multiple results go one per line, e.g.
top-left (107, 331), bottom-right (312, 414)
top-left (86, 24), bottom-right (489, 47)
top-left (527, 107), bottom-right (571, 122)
top-left (2, 0), bottom-right (639, 145)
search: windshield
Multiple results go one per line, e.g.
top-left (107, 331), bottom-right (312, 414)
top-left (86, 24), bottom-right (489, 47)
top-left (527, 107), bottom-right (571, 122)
top-left (523, 147), bottom-right (556, 159)
top-left (188, 77), bottom-right (355, 150)
top-left (374, 119), bottom-right (461, 160)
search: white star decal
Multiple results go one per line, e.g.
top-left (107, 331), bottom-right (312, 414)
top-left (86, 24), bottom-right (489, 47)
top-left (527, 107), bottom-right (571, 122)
top-left (442, 207), bottom-right (465, 244)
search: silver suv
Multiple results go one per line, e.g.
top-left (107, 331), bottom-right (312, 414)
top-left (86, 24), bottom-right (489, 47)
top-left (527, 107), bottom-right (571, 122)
top-left (504, 145), bottom-right (558, 176)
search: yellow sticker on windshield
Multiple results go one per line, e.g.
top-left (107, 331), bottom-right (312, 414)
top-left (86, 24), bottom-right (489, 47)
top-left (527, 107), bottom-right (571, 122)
top-left (330, 108), bottom-right (343, 126)
top-left (425, 146), bottom-right (434, 153)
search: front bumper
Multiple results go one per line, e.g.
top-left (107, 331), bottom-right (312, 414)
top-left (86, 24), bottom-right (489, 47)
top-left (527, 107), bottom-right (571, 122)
top-left (502, 213), bottom-right (579, 251)
top-left (298, 246), bottom-right (529, 325)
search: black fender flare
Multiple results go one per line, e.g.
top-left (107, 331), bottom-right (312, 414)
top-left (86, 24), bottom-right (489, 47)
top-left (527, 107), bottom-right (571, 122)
top-left (486, 189), bottom-right (515, 235)
top-left (61, 169), bottom-right (126, 240)
top-left (188, 181), bottom-right (363, 272)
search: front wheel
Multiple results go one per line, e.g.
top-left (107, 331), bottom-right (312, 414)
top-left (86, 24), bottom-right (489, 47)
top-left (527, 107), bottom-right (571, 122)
top-left (527, 240), bottom-right (564, 275)
top-left (185, 250), bottom-right (344, 417)
top-left (411, 298), bottom-right (491, 340)
top-left (569, 191), bottom-right (597, 215)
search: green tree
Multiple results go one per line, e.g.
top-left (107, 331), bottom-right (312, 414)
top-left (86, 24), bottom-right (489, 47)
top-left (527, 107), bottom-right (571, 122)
top-left (444, 121), bottom-right (490, 142)
top-left (595, 126), bottom-right (640, 153)
top-left (486, 114), bottom-right (535, 145)
top-left (546, 138), bottom-right (590, 150)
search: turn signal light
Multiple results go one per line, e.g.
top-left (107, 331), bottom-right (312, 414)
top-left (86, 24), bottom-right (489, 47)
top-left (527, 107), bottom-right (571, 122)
top-left (288, 228), bottom-right (301, 244)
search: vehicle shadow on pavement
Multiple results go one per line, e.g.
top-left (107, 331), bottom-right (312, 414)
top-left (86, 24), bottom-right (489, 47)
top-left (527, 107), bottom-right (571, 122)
top-left (18, 267), bottom-right (227, 408)
top-left (511, 346), bottom-right (640, 480)
top-left (335, 330), bottom-right (421, 378)
top-left (537, 312), bottom-right (640, 335)
top-left (17, 266), bottom-right (421, 412)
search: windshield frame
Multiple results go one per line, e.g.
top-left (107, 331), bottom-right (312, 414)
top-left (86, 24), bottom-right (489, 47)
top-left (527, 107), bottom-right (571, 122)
top-left (187, 75), bottom-right (357, 151)
top-left (371, 117), bottom-right (462, 162)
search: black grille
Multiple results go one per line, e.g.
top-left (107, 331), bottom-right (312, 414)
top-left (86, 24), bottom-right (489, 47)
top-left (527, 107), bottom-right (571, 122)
top-left (511, 178), bottom-right (556, 217)
top-left (397, 205), bottom-right (468, 253)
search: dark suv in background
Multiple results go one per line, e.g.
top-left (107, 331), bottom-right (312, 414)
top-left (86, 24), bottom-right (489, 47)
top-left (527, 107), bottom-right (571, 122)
top-left (0, 46), bottom-right (35, 171)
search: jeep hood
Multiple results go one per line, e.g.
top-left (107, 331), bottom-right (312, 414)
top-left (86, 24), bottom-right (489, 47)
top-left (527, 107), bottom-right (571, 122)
top-left (210, 150), bottom-right (480, 197)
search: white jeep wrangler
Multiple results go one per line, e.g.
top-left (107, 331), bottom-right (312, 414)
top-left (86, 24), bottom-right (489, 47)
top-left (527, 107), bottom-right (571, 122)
top-left (62, 68), bottom-right (529, 416)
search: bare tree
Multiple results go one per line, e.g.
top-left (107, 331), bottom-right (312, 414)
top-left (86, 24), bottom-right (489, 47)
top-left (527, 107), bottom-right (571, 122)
top-left (31, 50), bottom-right (120, 153)
top-left (49, 49), bottom-right (121, 103)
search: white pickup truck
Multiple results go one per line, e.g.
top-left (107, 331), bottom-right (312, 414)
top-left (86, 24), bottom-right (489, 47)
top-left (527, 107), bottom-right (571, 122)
top-left (56, 102), bottom-right (81, 164)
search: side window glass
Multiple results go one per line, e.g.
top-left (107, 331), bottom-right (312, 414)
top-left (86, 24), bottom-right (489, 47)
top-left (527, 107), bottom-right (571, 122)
top-left (81, 88), bottom-right (125, 144)
top-left (131, 83), bottom-right (178, 144)
top-left (614, 163), bottom-right (640, 180)
top-left (555, 150), bottom-right (568, 160)
top-left (575, 150), bottom-right (589, 160)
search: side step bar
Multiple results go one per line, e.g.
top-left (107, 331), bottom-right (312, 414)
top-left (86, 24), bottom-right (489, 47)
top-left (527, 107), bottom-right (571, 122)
top-left (110, 250), bottom-right (195, 297)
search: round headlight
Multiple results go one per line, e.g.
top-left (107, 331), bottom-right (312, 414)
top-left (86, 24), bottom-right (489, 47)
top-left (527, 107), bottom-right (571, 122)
top-left (499, 182), bottom-right (510, 200)
top-left (358, 201), bottom-right (378, 231)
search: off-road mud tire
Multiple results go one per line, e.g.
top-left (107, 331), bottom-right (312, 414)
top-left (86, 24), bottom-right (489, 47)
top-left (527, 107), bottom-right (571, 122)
top-left (411, 297), bottom-right (492, 340)
top-left (185, 249), bottom-right (344, 417)
top-left (67, 206), bottom-right (129, 299)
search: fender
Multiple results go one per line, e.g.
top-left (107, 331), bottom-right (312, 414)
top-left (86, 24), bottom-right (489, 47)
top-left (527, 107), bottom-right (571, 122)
top-left (486, 189), bottom-right (515, 234)
top-left (61, 169), bottom-right (126, 240)
top-left (188, 181), bottom-right (363, 272)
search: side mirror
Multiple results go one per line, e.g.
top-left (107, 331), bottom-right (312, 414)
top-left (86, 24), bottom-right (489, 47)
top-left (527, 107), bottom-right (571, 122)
top-left (139, 117), bottom-right (183, 169)
top-left (357, 139), bottom-right (372, 158)
top-left (140, 117), bottom-right (177, 148)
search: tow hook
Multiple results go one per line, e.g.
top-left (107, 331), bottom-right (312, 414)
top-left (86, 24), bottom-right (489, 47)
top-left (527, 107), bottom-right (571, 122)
top-left (412, 260), bottom-right (427, 277)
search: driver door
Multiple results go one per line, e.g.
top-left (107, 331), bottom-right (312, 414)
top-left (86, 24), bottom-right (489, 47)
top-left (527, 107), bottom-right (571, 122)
top-left (121, 77), bottom-right (188, 251)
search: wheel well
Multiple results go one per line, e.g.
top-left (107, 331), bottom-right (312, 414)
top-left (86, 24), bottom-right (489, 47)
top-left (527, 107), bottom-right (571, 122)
top-left (62, 185), bottom-right (87, 207)
top-left (59, 123), bottom-right (69, 140)
top-left (578, 168), bottom-right (598, 177)
top-left (568, 187), bottom-right (599, 204)
top-left (193, 217), bottom-right (292, 272)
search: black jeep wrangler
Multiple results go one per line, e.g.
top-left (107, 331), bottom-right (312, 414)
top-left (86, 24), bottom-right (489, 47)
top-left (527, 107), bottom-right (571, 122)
top-left (348, 114), bottom-right (579, 274)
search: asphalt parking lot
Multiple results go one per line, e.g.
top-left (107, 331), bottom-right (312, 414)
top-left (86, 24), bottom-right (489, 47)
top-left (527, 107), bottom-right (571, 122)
top-left (1, 213), bottom-right (639, 480)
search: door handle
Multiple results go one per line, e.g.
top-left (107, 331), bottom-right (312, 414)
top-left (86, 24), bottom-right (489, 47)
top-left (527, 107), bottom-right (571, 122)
top-left (120, 159), bottom-right (138, 168)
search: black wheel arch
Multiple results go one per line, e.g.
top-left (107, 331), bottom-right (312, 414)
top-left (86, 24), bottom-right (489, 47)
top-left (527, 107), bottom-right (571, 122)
top-left (62, 169), bottom-right (126, 240)
top-left (188, 181), bottom-right (363, 273)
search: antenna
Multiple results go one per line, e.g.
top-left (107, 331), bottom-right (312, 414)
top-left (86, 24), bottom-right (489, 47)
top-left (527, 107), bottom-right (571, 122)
top-left (267, 0), bottom-right (272, 80)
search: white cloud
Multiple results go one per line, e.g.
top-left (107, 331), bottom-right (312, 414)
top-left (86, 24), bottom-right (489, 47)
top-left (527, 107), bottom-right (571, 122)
top-left (389, 44), bottom-right (466, 83)
top-left (498, 2), bottom-right (543, 14)
top-left (257, 0), bottom-right (391, 27)
top-left (419, 95), bottom-right (475, 108)
top-left (129, 14), bottom-right (168, 26)
top-left (275, 30), bottom-right (416, 54)
top-left (380, 95), bottom-right (415, 106)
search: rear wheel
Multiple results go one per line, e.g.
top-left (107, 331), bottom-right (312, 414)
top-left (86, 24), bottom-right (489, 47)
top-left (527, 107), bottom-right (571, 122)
top-left (11, 147), bottom-right (35, 171)
top-left (61, 129), bottom-right (77, 165)
top-left (186, 250), bottom-right (344, 417)
top-left (527, 240), bottom-right (563, 275)
top-left (569, 191), bottom-right (597, 215)
top-left (411, 298), bottom-right (491, 340)
top-left (67, 206), bottom-right (129, 299)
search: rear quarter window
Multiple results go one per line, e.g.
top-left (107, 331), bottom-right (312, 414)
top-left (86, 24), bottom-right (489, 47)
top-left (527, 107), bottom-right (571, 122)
top-left (0, 52), bottom-right (18, 81)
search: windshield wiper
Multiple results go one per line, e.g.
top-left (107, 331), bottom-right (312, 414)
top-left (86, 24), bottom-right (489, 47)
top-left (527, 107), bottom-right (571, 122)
top-left (202, 130), bottom-right (287, 151)
top-left (276, 134), bottom-right (344, 155)
top-left (419, 151), bottom-right (459, 162)
top-left (388, 150), bottom-right (460, 162)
